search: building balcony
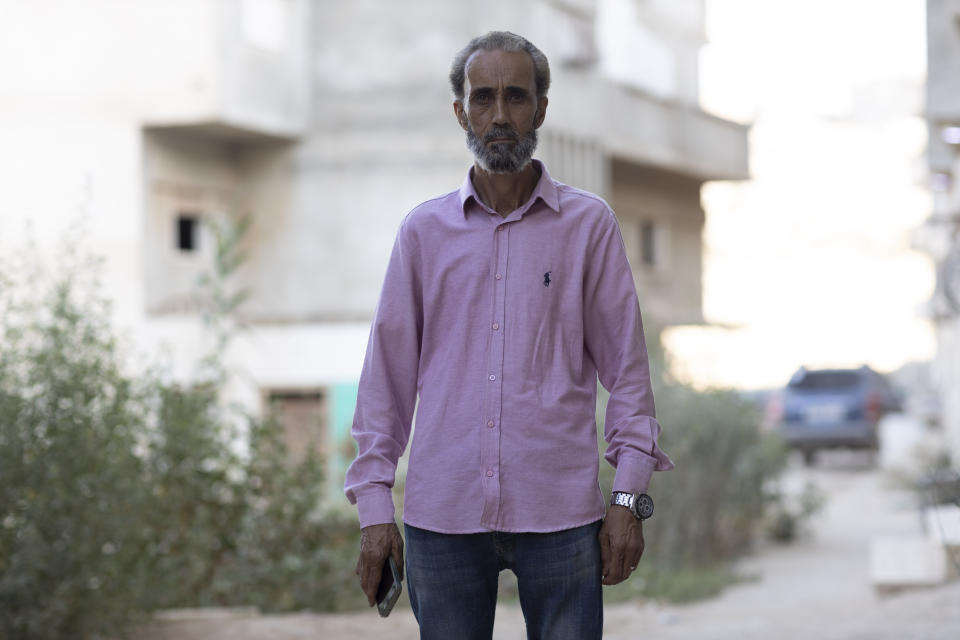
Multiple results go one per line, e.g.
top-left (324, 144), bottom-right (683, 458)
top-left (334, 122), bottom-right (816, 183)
top-left (546, 71), bottom-right (750, 183)
top-left (139, 0), bottom-right (311, 143)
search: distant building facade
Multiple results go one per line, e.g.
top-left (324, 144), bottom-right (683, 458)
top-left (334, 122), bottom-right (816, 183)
top-left (922, 0), bottom-right (960, 461)
top-left (0, 0), bottom-right (748, 482)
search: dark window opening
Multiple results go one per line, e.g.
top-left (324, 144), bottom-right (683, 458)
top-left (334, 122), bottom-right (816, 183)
top-left (641, 221), bottom-right (656, 267)
top-left (177, 214), bottom-right (200, 252)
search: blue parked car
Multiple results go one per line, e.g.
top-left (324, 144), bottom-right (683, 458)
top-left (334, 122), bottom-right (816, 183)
top-left (775, 366), bottom-right (901, 465)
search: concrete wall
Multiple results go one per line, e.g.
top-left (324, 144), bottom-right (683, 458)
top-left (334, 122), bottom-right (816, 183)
top-left (296, 0), bottom-right (745, 326)
top-left (0, 0), bottom-right (368, 403)
top-left (610, 160), bottom-right (706, 326)
top-left (935, 322), bottom-right (960, 458)
top-left (927, 0), bottom-right (960, 122)
top-left (924, 0), bottom-right (960, 461)
top-left (596, 0), bottom-right (704, 104)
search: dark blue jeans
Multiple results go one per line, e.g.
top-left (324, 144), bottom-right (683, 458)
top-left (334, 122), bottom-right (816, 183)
top-left (404, 521), bottom-right (603, 640)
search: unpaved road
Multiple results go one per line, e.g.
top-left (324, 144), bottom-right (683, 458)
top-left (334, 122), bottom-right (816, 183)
top-left (139, 453), bottom-right (960, 639)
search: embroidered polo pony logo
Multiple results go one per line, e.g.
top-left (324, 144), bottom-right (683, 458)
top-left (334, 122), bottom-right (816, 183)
top-left (543, 271), bottom-right (552, 287)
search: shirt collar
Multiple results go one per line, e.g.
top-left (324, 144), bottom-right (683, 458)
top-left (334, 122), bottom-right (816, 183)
top-left (458, 159), bottom-right (561, 218)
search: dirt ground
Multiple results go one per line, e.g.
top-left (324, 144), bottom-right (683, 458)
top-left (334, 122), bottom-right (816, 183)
top-left (137, 452), bottom-right (960, 640)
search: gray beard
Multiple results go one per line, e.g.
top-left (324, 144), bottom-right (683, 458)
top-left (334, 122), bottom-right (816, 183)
top-left (466, 123), bottom-right (538, 174)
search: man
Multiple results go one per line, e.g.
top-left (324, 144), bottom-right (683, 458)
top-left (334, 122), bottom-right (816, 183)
top-left (345, 31), bottom-right (673, 640)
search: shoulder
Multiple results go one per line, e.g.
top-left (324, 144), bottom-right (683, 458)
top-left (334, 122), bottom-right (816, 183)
top-left (401, 189), bottom-right (461, 230)
top-left (388, 188), bottom-right (461, 250)
top-left (554, 181), bottom-right (619, 231)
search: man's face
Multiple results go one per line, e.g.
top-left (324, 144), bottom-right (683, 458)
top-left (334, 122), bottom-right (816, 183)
top-left (454, 49), bottom-right (548, 174)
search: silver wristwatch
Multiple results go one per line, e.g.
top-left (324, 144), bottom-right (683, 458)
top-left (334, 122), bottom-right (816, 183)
top-left (610, 491), bottom-right (654, 521)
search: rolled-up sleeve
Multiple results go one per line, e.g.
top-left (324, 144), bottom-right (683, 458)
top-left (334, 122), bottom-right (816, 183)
top-left (344, 219), bottom-right (422, 527)
top-left (583, 209), bottom-right (674, 494)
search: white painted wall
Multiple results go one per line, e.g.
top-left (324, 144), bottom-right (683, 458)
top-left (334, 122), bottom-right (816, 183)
top-left (0, 0), bottom-right (362, 417)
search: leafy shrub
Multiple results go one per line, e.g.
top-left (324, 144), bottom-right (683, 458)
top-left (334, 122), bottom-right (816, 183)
top-left (0, 236), bottom-right (363, 639)
top-left (598, 329), bottom-right (789, 602)
top-left (0, 271), bottom-right (156, 639)
top-left (203, 418), bottom-right (364, 613)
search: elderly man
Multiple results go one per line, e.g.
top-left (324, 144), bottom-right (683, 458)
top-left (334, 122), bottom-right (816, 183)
top-left (345, 30), bottom-right (673, 640)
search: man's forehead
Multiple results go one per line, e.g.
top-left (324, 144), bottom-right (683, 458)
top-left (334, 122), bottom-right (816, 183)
top-left (464, 49), bottom-right (536, 90)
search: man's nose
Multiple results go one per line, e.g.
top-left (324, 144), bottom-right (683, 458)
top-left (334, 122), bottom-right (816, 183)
top-left (491, 96), bottom-right (509, 125)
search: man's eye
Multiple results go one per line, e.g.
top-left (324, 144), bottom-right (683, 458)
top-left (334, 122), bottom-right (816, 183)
top-left (473, 94), bottom-right (490, 104)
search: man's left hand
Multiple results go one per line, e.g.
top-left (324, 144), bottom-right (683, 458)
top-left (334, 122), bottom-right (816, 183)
top-left (598, 504), bottom-right (644, 585)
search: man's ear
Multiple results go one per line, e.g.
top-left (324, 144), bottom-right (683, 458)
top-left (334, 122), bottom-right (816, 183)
top-left (453, 101), bottom-right (468, 131)
top-left (534, 96), bottom-right (548, 129)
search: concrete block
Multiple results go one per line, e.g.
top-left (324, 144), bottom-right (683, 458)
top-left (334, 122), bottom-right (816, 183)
top-left (924, 504), bottom-right (960, 546)
top-left (877, 414), bottom-right (925, 473)
top-left (152, 607), bottom-right (260, 621)
top-left (869, 536), bottom-right (951, 589)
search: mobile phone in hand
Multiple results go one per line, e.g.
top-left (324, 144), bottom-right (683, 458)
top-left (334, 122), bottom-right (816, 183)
top-left (376, 556), bottom-right (402, 618)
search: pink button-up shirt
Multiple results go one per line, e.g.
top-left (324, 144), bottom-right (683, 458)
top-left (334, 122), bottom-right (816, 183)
top-left (345, 161), bottom-right (673, 533)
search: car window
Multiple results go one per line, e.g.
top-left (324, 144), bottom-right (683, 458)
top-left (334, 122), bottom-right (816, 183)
top-left (788, 371), bottom-right (860, 390)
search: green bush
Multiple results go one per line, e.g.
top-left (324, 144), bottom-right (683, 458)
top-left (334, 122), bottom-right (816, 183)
top-left (0, 268), bottom-right (158, 639)
top-left (205, 419), bottom-right (364, 613)
top-left (598, 330), bottom-right (789, 602)
top-left (0, 238), bottom-right (363, 639)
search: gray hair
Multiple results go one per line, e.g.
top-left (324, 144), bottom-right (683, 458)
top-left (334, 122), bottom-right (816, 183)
top-left (449, 31), bottom-right (551, 101)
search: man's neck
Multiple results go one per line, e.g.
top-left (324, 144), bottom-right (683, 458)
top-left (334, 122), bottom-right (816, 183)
top-left (471, 162), bottom-right (541, 217)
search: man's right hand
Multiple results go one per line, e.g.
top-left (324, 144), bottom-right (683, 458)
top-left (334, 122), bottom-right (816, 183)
top-left (355, 522), bottom-right (405, 607)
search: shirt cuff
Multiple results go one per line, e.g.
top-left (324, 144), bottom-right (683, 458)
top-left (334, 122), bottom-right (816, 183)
top-left (612, 454), bottom-right (658, 494)
top-left (355, 490), bottom-right (397, 529)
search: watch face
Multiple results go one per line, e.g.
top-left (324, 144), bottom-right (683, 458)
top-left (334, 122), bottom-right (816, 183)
top-left (634, 493), bottom-right (654, 520)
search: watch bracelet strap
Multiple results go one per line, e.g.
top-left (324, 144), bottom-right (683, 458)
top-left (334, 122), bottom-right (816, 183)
top-left (611, 491), bottom-right (635, 509)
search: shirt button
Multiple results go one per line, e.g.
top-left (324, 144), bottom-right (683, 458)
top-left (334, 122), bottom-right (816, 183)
top-left (487, 420), bottom-right (495, 428)
top-left (488, 374), bottom-right (496, 381)
top-left (492, 323), bottom-right (499, 330)
top-left (486, 469), bottom-right (494, 477)
top-left (495, 273), bottom-right (502, 280)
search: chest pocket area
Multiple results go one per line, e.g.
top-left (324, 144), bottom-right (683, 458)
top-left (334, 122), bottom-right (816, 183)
top-left (512, 260), bottom-right (584, 376)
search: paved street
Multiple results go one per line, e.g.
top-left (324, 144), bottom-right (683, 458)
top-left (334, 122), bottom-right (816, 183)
top-left (601, 452), bottom-right (960, 640)
top-left (138, 451), bottom-right (960, 640)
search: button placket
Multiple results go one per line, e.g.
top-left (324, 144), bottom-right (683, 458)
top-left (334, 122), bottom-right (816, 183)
top-left (480, 222), bottom-right (509, 528)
